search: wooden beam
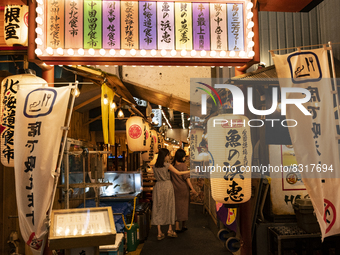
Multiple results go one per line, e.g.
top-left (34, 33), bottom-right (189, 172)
top-left (83, 115), bottom-right (101, 126)
top-left (74, 94), bottom-right (101, 111)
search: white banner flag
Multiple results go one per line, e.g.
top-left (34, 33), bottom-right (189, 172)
top-left (273, 47), bottom-right (340, 239)
top-left (14, 86), bottom-right (71, 254)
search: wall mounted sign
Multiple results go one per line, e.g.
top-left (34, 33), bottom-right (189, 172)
top-left (4, 5), bottom-right (29, 46)
top-left (35, 0), bottom-right (256, 65)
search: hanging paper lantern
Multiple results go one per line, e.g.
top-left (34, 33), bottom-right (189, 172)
top-left (207, 114), bottom-right (252, 205)
top-left (0, 74), bottom-right (46, 167)
top-left (150, 153), bottom-right (158, 165)
top-left (126, 116), bottom-right (151, 151)
top-left (4, 5), bottom-right (29, 46)
top-left (142, 126), bottom-right (155, 162)
top-left (152, 131), bottom-right (158, 153)
top-left (189, 128), bottom-right (204, 161)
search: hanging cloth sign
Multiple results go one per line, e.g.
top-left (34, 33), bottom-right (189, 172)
top-left (273, 47), bottom-right (340, 240)
top-left (192, 3), bottom-right (210, 51)
top-left (121, 1), bottom-right (139, 49)
top-left (46, 0), bottom-right (65, 48)
top-left (101, 83), bottom-right (115, 145)
top-left (175, 2), bottom-right (192, 50)
top-left (84, 0), bottom-right (102, 49)
top-left (0, 74), bottom-right (46, 167)
top-left (227, 3), bottom-right (244, 51)
top-left (157, 2), bottom-right (175, 50)
top-left (14, 86), bottom-right (71, 255)
top-left (210, 3), bottom-right (227, 51)
top-left (4, 5), bottom-right (29, 47)
top-left (65, 0), bottom-right (84, 48)
top-left (102, 0), bottom-right (121, 49)
top-left (207, 114), bottom-right (252, 204)
top-left (139, 1), bottom-right (156, 50)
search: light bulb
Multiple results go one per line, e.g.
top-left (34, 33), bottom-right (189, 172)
top-left (247, 12), bottom-right (254, 19)
top-left (247, 2), bottom-right (254, 9)
top-left (74, 87), bottom-right (80, 97)
top-left (118, 109), bottom-right (124, 118)
top-left (151, 49), bottom-right (157, 56)
top-left (161, 49), bottom-right (167, 56)
top-left (220, 50), bottom-right (227, 57)
top-left (239, 51), bottom-right (246, 57)
top-left (181, 50), bottom-right (187, 56)
top-left (99, 49), bottom-right (106, 56)
top-left (35, 27), bottom-right (43, 35)
top-left (36, 0), bottom-right (43, 4)
top-left (140, 49), bottom-right (146, 56)
top-left (171, 50), bottom-right (177, 56)
top-left (191, 50), bottom-right (197, 56)
top-left (36, 7), bottom-right (43, 15)
top-left (210, 51), bottom-right (216, 57)
top-left (200, 50), bottom-right (207, 57)
top-left (248, 31), bottom-right (254, 38)
top-left (248, 41), bottom-right (255, 48)
top-left (35, 48), bottom-right (42, 55)
top-left (35, 38), bottom-right (42, 45)
top-left (229, 51), bottom-right (236, 57)
top-left (78, 48), bottom-right (85, 55)
top-left (130, 49), bottom-right (136, 55)
top-left (35, 17), bottom-right (43, 25)
top-left (67, 48), bottom-right (74, 55)
top-left (57, 48), bottom-right (64, 55)
top-left (248, 51), bottom-right (255, 57)
top-left (120, 49), bottom-right (126, 56)
top-left (88, 48), bottom-right (95, 55)
top-left (248, 21), bottom-right (254, 29)
top-left (110, 102), bottom-right (116, 110)
top-left (103, 97), bottom-right (108, 105)
top-left (109, 49), bottom-right (116, 56)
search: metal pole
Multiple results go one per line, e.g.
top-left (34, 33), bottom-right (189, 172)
top-left (47, 83), bottom-right (78, 220)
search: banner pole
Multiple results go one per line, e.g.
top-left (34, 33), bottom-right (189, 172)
top-left (327, 42), bottom-right (340, 139)
top-left (46, 82), bottom-right (78, 223)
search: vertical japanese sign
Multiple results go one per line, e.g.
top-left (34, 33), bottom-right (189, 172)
top-left (192, 3), bottom-right (210, 51)
top-left (121, 1), bottom-right (139, 49)
top-left (175, 2), bottom-right (192, 50)
top-left (4, 5), bottom-right (29, 47)
top-left (84, 0), bottom-right (102, 49)
top-left (227, 3), bottom-right (244, 51)
top-left (65, 0), bottom-right (84, 48)
top-left (14, 86), bottom-right (71, 255)
top-left (47, 0), bottom-right (65, 48)
top-left (102, 0), bottom-right (121, 49)
top-left (273, 48), bottom-right (340, 239)
top-left (207, 115), bottom-right (252, 204)
top-left (139, 1), bottom-right (156, 50)
top-left (157, 2), bottom-right (175, 50)
top-left (210, 3), bottom-right (227, 51)
top-left (0, 75), bottom-right (46, 167)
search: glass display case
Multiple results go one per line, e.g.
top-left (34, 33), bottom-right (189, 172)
top-left (99, 171), bottom-right (142, 200)
top-left (49, 207), bottom-right (116, 250)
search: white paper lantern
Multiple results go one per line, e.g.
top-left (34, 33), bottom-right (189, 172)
top-left (0, 74), bottom-right (47, 167)
top-left (4, 5), bottom-right (29, 46)
top-left (126, 116), bottom-right (151, 151)
top-left (142, 127), bottom-right (155, 162)
top-left (189, 128), bottom-right (204, 161)
top-left (150, 153), bottom-right (158, 165)
top-left (207, 114), bottom-right (252, 204)
top-left (152, 131), bottom-right (159, 153)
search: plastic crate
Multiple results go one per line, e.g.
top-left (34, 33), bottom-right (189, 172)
top-left (293, 199), bottom-right (320, 233)
top-left (99, 233), bottom-right (124, 255)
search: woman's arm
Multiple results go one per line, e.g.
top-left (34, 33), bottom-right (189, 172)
top-left (186, 179), bottom-right (199, 196)
top-left (168, 164), bottom-right (190, 175)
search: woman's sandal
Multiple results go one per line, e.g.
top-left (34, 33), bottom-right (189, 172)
top-left (157, 233), bottom-right (165, 240)
top-left (167, 230), bottom-right (178, 238)
top-left (182, 227), bottom-right (188, 232)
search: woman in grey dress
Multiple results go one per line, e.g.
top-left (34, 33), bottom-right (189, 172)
top-left (151, 148), bottom-right (190, 240)
top-left (171, 149), bottom-right (198, 233)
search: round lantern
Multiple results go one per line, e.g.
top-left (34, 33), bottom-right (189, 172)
top-left (126, 116), bottom-right (151, 151)
top-left (207, 114), bottom-right (252, 205)
top-left (4, 5), bottom-right (29, 46)
top-left (152, 131), bottom-right (158, 153)
top-left (150, 153), bottom-right (158, 165)
top-left (0, 74), bottom-right (47, 167)
top-left (190, 128), bottom-right (204, 162)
